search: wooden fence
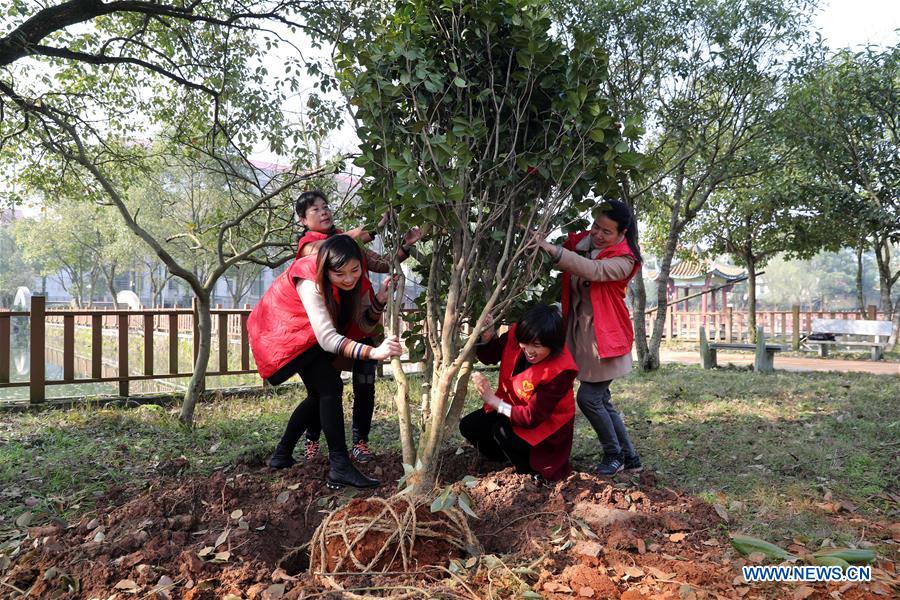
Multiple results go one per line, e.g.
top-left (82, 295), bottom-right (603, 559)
top-left (0, 296), bottom-right (255, 405)
top-left (0, 297), bottom-right (889, 407)
top-left (645, 304), bottom-right (886, 346)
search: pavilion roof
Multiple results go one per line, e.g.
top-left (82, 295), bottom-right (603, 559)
top-left (646, 256), bottom-right (746, 283)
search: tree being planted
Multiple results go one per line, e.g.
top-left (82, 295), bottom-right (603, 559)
top-left (337, 0), bottom-right (637, 493)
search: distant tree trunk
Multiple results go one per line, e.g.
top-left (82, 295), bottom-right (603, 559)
top-left (632, 270), bottom-right (651, 365)
top-left (643, 227), bottom-right (680, 371)
top-left (746, 255), bottom-right (757, 344)
top-left (874, 236), bottom-right (895, 318)
top-left (855, 246), bottom-right (866, 318)
top-left (886, 307), bottom-right (899, 352)
top-left (180, 292), bottom-right (211, 425)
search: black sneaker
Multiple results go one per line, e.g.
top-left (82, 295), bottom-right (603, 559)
top-left (623, 455), bottom-right (643, 473)
top-left (594, 453), bottom-right (624, 477)
top-left (351, 440), bottom-right (373, 463)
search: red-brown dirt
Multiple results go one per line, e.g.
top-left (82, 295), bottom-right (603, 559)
top-left (2, 448), bottom-right (895, 599)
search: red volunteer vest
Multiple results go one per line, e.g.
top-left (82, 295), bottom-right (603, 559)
top-left (493, 325), bottom-right (578, 446)
top-left (247, 255), bottom-right (321, 380)
top-left (560, 232), bottom-right (640, 358)
top-left (295, 229), bottom-right (375, 341)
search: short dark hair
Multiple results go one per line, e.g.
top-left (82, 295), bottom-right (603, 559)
top-left (294, 190), bottom-right (328, 221)
top-left (514, 304), bottom-right (566, 355)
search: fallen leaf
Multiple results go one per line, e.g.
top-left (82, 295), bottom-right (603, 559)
top-left (215, 528), bottom-right (230, 548)
top-left (794, 586), bottom-right (815, 599)
top-left (679, 583), bottom-right (697, 600)
top-left (114, 579), bottom-right (139, 591)
top-left (624, 566), bottom-right (645, 578)
top-left (670, 532), bottom-right (686, 543)
top-left (223, 596), bottom-right (241, 600)
top-left (15, 512), bottom-right (32, 528)
top-left (735, 586), bottom-right (750, 596)
top-left (702, 539), bottom-right (720, 547)
top-left (578, 587), bottom-right (595, 597)
top-left (212, 551), bottom-right (230, 562)
top-left (271, 568), bottom-right (297, 582)
top-left (93, 531), bottom-right (105, 542)
top-left (645, 566), bottom-right (675, 581)
top-left (889, 523), bottom-right (900, 543)
top-left (262, 583), bottom-right (285, 600)
top-left (230, 509), bottom-right (243, 520)
top-left (748, 552), bottom-right (766, 563)
top-left (197, 546), bottom-right (213, 558)
top-left (287, 483), bottom-right (301, 490)
top-left (713, 504), bottom-right (730, 523)
top-left (276, 491), bottom-right (290, 504)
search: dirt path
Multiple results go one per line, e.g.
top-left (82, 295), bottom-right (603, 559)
top-left (657, 349), bottom-right (900, 376)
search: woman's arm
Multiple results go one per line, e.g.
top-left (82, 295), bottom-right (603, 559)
top-left (296, 280), bottom-right (381, 360)
top-left (555, 249), bottom-right (636, 282)
top-left (504, 370), bottom-right (577, 427)
top-left (475, 331), bottom-right (506, 365)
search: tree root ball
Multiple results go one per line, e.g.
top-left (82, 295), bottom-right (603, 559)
top-left (308, 494), bottom-right (481, 575)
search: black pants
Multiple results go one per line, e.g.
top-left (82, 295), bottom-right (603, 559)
top-left (459, 409), bottom-right (532, 474)
top-left (270, 346), bottom-right (347, 454)
top-left (306, 339), bottom-right (377, 445)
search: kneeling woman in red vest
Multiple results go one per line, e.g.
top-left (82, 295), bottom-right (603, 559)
top-left (247, 235), bottom-right (402, 489)
top-left (462, 304), bottom-right (579, 482)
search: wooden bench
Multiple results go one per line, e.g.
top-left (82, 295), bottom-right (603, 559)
top-left (804, 318), bottom-right (891, 360)
top-left (700, 326), bottom-right (783, 373)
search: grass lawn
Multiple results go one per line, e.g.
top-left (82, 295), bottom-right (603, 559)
top-left (1, 364), bottom-right (897, 554)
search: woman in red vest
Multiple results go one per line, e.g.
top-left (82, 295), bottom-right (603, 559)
top-left (460, 304), bottom-right (579, 483)
top-left (533, 200), bottom-right (644, 476)
top-left (247, 235), bottom-right (402, 489)
top-left (291, 190), bottom-right (422, 463)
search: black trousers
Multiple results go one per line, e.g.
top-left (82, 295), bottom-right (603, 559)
top-left (305, 352), bottom-right (377, 444)
top-left (459, 409), bottom-right (532, 474)
top-left (270, 345), bottom-right (347, 454)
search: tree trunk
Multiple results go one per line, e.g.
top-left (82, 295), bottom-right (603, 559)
top-left (632, 268), bottom-right (651, 365)
top-left (886, 307), bottom-right (899, 353)
top-left (874, 237), bottom-right (894, 318)
top-left (747, 256), bottom-right (757, 344)
top-left (442, 360), bottom-right (473, 442)
top-left (179, 292), bottom-right (212, 425)
top-left (105, 266), bottom-right (117, 308)
top-left (855, 246), bottom-right (866, 318)
top-left (643, 227), bottom-right (681, 371)
top-left (408, 365), bottom-right (460, 494)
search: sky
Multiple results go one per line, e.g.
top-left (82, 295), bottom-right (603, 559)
top-left (813, 0), bottom-right (900, 48)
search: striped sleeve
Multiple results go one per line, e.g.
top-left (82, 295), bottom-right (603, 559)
top-left (296, 280), bottom-right (375, 360)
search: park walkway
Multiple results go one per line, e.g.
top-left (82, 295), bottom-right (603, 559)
top-left (657, 348), bottom-right (899, 376)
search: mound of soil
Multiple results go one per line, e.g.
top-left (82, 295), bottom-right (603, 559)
top-left (2, 448), bottom-right (895, 599)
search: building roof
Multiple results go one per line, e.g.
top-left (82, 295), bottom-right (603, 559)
top-left (647, 256), bottom-right (746, 283)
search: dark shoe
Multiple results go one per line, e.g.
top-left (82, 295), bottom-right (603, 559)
top-left (623, 454), bottom-right (643, 473)
top-left (326, 452), bottom-right (380, 489)
top-left (351, 440), bottom-right (373, 463)
top-left (305, 439), bottom-right (320, 461)
top-left (268, 443), bottom-right (297, 469)
top-left (594, 453), bottom-right (624, 477)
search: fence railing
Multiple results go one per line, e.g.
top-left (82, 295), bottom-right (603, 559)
top-left (1, 297), bottom-right (890, 407)
top-left (644, 304), bottom-right (887, 346)
top-left (1, 296), bottom-right (256, 405)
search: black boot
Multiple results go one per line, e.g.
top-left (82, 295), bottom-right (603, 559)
top-left (326, 451), bottom-right (380, 489)
top-left (268, 443), bottom-right (297, 469)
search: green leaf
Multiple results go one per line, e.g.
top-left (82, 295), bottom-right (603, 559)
top-left (453, 76), bottom-right (467, 88)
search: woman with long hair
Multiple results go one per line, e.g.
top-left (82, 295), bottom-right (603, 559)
top-left (532, 199), bottom-right (643, 476)
top-left (247, 235), bottom-right (402, 488)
